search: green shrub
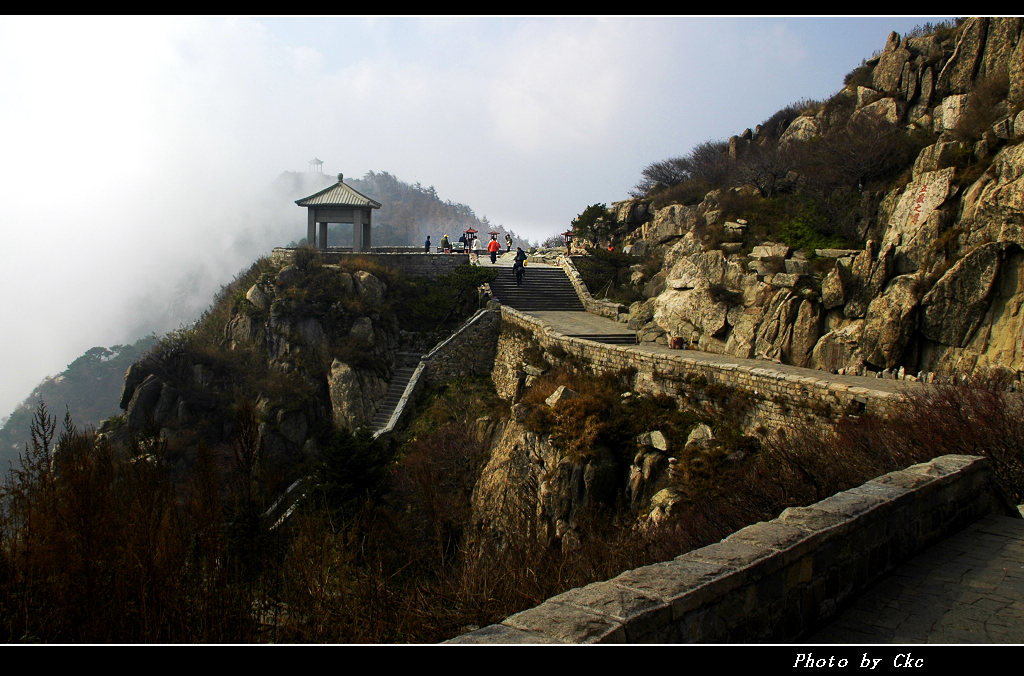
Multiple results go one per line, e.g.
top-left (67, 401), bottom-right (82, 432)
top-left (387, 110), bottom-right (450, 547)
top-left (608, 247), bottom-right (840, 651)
top-left (951, 67), bottom-right (1010, 143)
top-left (649, 179), bottom-right (712, 209)
top-left (843, 61), bottom-right (874, 88)
top-left (570, 203), bottom-right (610, 242)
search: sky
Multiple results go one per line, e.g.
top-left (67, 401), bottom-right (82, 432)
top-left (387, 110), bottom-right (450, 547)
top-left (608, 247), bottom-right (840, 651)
top-left (0, 14), bottom-right (954, 419)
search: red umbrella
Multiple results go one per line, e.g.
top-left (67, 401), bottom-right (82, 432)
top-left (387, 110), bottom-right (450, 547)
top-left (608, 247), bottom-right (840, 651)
top-left (464, 228), bottom-right (478, 234)
top-left (488, 231), bottom-right (499, 236)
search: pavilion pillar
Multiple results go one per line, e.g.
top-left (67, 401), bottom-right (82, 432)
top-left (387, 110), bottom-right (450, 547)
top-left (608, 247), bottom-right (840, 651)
top-left (307, 210), bottom-right (316, 247)
top-left (352, 214), bottom-right (363, 252)
top-left (363, 211), bottom-right (372, 251)
top-left (318, 222), bottom-right (328, 249)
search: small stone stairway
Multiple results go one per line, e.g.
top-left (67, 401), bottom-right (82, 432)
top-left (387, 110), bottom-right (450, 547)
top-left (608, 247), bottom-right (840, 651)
top-left (370, 352), bottom-right (421, 432)
top-left (490, 265), bottom-right (585, 312)
top-left (565, 332), bottom-right (636, 345)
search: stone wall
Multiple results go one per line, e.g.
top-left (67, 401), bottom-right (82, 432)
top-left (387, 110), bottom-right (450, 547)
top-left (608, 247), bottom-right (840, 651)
top-left (372, 306), bottom-right (501, 439)
top-left (448, 454), bottom-right (1016, 643)
top-left (271, 247), bottom-right (471, 279)
top-left (560, 255), bottom-right (626, 320)
top-left (498, 306), bottom-right (902, 430)
top-left (422, 305), bottom-right (502, 385)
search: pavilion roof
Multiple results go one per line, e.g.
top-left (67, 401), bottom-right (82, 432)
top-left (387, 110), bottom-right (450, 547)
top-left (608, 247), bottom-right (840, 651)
top-left (296, 177), bottom-right (381, 209)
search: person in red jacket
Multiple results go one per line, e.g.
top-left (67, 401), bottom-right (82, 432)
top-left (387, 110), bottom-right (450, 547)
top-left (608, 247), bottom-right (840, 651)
top-left (487, 235), bottom-right (501, 264)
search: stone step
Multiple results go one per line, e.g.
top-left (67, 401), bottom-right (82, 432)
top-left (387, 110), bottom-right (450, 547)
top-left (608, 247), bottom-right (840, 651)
top-left (566, 334), bottom-right (636, 345)
top-left (371, 366), bottom-right (419, 430)
top-left (491, 266), bottom-right (584, 311)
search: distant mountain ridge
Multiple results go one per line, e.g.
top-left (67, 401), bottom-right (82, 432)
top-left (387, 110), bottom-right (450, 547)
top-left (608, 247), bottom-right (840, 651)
top-left (0, 336), bottom-right (156, 469)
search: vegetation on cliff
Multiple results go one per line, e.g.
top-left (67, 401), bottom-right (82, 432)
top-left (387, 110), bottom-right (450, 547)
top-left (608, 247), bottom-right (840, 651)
top-left (570, 17), bottom-right (1024, 387)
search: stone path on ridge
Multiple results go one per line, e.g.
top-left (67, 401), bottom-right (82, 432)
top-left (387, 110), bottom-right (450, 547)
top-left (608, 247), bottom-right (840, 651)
top-left (495, 256), bottom-right (922, 397)
top-left (483, 254), bottom-right (1024, 644)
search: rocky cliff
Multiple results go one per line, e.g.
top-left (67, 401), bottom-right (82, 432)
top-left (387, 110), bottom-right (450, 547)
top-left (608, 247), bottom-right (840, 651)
top-left (112, 256), bottom-right (400, 485)
top-left (600, 17), bottom-right (1024, 388)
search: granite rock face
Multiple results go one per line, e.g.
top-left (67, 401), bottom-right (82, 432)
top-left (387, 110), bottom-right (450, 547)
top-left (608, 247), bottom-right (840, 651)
top-left (612, 18), bottom-right (1024, 387)
top-left (120, 262), bottom-right (400, 464)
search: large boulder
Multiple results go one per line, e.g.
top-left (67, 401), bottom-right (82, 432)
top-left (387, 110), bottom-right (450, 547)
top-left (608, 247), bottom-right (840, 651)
top-left (912, 142), bottom-right (966, 180)
top-left (646, 204), bottom-right (701, 246)
top-left (820, 263), bottom-right (847, 310)
top-left (654, 286), bottom-right (730, 340)
top-left (328, 359), bottom-right (387, 430)
top-left (851, 97), bottom-right (899, 126)
top-left (611, 198), bottom-right (650, 225)
top-left (125, 374), bottom-right (164, 431)
top-left (752, 290), bottom-right (801, 362)
top-left (860, 273), bottom-right (925, 369)
top-left (872, 31), bottom-right (911, 95)
top-left (920, 242), bottom-right (1006, 348)
top-left (936, 17), bottom-right (987, 95)
top-left (810, 321), bottom-right (865, 373)
top-left (844, 241), bottom-right (895, 318)
top-left (789, 299), bottom-right (824, 368)
top-left (353, 270), bottom-right (386, 306)
top-left (961, 143), bottom-right (1024, 249)
top-left (779, 115), bottom-right (821, 145)
top-left (881, 167), bottom-right (956, 273)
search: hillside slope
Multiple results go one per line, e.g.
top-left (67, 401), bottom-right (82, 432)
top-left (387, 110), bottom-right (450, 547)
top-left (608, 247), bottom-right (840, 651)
top-left (583, 17), bottom-right (1024, 388)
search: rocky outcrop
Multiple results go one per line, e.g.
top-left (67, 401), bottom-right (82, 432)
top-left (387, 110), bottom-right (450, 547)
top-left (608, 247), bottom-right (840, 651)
top-left (328, 359), bottom-right (388, 430)
top-left (118, 261), bottom-right (401, 473)
top-left (614, 18), bottom-right (1022, 388)
top-left (472, 418), bottom-right (621, 548)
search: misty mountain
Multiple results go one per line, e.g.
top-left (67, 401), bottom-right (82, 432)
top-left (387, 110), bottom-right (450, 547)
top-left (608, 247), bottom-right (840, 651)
top-left (0, 336), bottom-right (156, 470)
top-left (0, 168), bottom-right (518, 471)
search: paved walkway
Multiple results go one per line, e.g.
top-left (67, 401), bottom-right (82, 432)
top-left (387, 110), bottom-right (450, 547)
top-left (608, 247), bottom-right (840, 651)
top-left (515, 258), bottom-right (1024, 644)
top-left (807, 513), bottom-right (1024, 643)
top-left (518, 259), bottom-right (921, 397)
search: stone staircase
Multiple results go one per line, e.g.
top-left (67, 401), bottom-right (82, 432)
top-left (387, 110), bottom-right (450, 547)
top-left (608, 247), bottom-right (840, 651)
top-left (490, 265), bottom-right (585, 312)
top-left (370, 352), bottom-right (422, 432)
top-left (565, 332), bottom-right (636, 345)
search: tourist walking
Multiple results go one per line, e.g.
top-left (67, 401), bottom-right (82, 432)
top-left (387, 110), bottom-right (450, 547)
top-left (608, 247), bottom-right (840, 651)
top-left (441, 233), bottom-right (450, 253)
top-left (513, 259), bottom-right (524, 286)
top-left (424, 235), bottom-right (431, 253)
top-left (487, 235), bottom-right (501, 264)
top-left (505, 234), bottom-right (512, 252)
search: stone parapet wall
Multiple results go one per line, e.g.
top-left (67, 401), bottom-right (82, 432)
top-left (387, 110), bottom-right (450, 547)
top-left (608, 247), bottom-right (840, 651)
top-left (422, 306), bottom-right (502, 385)
top-left (498, 306), bottom-right (901, 428)
top-left (372, 307), bottom-right (501, 440)
top-left (271, 247), bottom-right (471, 279)
top-left (559, 255), bottom-right (627, 320)
top-left (449, 455), bottom-right (1015, 643)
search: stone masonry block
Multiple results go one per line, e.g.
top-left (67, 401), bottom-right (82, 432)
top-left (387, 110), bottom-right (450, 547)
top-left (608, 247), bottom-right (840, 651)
top-left (813, 490), bottom-right (888, 520)
top-left (613, 558), bottom-right (731, 617)
top-left (778, 505), bottom-right (849, 532)
top-left (549, 580), bottom-right (671, 641)
top-left (726, 520), bottom-right (817, 566)
top-left (680, 539), bottom-right (773, 569)
top-left (503, 599), bottom-right (626, 644)
top-left (445, 623), bottom-right (564, 644)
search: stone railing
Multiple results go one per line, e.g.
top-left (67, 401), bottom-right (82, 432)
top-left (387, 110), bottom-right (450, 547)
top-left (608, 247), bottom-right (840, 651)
top-left (271, 247), bottom-right (471, 279)
top-left (371, 306), bottom-right (501, 439)
top-left (558, 255), bottom-right (627, 320)
top-left (498, 306), bottom-right (904, 427)
top-left (448, 454), bottom-right (1016, 643)
top-left (421, 305), bottom-right (501, 385)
